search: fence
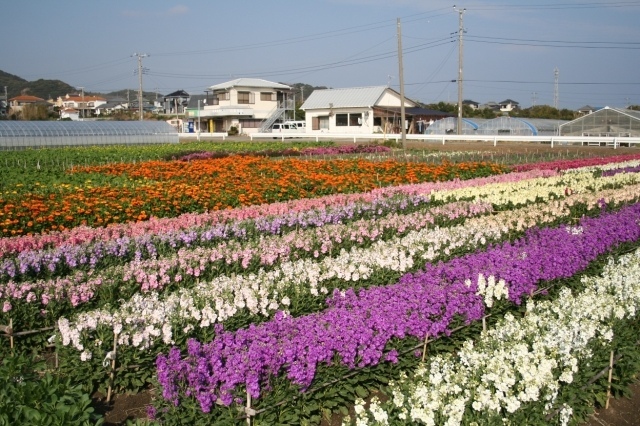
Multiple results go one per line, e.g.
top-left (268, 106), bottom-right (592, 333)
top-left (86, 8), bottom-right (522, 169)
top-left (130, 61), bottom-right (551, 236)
top-left (178, 131), bottom-right (229, 141)
top-left (248, 132), bottom-right (640, 148)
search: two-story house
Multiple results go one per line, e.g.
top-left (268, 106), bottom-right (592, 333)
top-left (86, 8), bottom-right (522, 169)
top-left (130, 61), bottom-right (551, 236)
top-left (8, 94), bottom-right (48, 116)
top-left (163, 90), bottom-right (190, 116)
top-left (499, 99), bottom-right (520, 113)
top-left (463, 99), bottom-right (479, 110)
top-left (55, 94), bottom-right (107, 119)
top-left (185, 78), bottom-right (294, 134)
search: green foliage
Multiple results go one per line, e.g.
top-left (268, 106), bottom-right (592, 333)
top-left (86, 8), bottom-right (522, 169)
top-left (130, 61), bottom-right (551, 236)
top-left (423, 101), bottom-right (457, 114)
top-left (0, 140), bottom-right (335, 191)
top-left (0, 352), bottom-right (103, 425)
top-left (511, 104), bottom-right (577, 120)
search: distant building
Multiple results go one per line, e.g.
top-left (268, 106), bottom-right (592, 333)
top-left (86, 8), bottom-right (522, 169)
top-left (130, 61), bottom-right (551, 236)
top-left (54, 93), bottom-right (107, 119)
top-left (576, 105), bottom-right (599, 115)
top-left (499, 99), bottom-right (519, 113)
top-left (163, 90), bottom-right (190, 116)
top-left (8, 94), bottom-right (47, 115)
top-left (480, 101), bottom-right (500, 111)
top-left (463, 99), bottom-right (479, 110)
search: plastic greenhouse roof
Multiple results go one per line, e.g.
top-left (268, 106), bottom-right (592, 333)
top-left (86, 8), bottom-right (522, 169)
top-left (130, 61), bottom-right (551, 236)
top-left (0, 121), bottom-right (178, 137)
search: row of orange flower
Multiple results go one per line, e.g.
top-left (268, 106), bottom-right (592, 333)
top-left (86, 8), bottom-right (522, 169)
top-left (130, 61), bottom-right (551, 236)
top-left (0, 156), bottom-right (506, 237)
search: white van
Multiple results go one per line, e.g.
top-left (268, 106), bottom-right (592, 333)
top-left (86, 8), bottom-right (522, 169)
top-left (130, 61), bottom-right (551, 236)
top-left (284, 121), bottom-right (306, 132)
top-left (271, 122), bottom-right (297, 133)
top-left (271, 122), bottom-right (299, 138)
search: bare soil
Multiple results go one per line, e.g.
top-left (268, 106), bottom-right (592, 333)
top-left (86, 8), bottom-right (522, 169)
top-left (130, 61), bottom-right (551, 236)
top-left (95, 140), bottom-right (640, 425)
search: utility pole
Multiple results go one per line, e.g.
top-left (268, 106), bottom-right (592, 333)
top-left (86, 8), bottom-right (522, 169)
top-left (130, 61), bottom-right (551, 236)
top-left (397, 17), bottom-right (407, 151)
top-left (197, 99), bottom-right (201, 141)
top-left (454, 5), bottom-right (466, 135)
top-left (554, 67), bottom-right (559, 109)
top-left (78, 87), bottom-right (84, 120)
top-left (132, 53), bottom-right (149, 121)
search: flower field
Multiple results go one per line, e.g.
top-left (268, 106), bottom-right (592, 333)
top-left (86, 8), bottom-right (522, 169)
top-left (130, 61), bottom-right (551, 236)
top-left (1, 141), bottom-right (640, 425)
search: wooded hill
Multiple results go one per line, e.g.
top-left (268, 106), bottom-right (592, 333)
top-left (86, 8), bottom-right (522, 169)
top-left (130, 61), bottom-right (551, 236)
top-left (0, 70), bottom-right (156, 101)
top-left (0, 70), bottom-right (326, 105)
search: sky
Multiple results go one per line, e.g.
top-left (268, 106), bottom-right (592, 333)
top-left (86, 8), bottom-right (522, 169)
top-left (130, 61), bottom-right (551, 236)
top-left (3, 0), bottom-right (640, 110)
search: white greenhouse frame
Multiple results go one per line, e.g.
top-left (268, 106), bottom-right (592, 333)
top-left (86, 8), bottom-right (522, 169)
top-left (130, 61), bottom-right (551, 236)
top-left (0, 121), bottom-right (179, 150)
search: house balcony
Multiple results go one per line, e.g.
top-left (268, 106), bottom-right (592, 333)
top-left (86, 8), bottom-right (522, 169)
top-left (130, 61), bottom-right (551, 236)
top-left (189, 105), bottom-right (254, 118)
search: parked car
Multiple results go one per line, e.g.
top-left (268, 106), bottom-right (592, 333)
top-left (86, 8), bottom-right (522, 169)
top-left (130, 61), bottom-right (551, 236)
top-left (285, 121), bottom-right (306, 132)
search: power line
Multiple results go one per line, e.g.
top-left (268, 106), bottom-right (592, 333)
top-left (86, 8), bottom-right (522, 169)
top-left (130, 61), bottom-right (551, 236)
top-left (145, 37), bottom-right (455, 81)
top-left (467, 34), bottom-right (640, 46)
top-left (150, 7), bottom-right (452, 59)
top-left (467, 1), bottom-right (640, 11)
top-left (466, 37), bottom-right (640, 50)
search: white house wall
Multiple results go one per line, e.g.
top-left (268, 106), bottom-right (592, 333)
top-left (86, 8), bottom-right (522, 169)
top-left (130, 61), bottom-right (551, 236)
top-left (305, 108), bottom-right (374, 134)
top-left (198, 86), bottom-right (282, 134)
top-left (377, 91), bottom-right (415, 107)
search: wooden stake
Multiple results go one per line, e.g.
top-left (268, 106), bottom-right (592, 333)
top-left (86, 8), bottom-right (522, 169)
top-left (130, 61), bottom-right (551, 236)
top-left (606, 350), bottom-right (614, 409)
top-left (421, 333), bottom-right (430, 363)
top-left (246, 390), bottom-right (252, 426)
top-left (482, 316), bottom-right (486, 332)
top-left (9, 318), bottom-right (13, 350)
top-left (106, 332), bottom-right (118, 403)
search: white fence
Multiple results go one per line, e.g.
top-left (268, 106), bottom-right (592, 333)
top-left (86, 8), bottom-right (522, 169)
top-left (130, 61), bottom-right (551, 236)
top-left (248, 132), bottom-right (640, 149)
top-left (178, 132), bottom-right (229, 140)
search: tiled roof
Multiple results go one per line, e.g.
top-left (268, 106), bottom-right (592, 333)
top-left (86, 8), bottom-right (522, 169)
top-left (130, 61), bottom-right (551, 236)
top-left (301, 86), bottom-right (411, 110)
top-left (165, 90), bottom-right (190, 98)
top-left (208, 78), bottom-right (291, 91)
top-left (10, 95), bottom-right (45, 102)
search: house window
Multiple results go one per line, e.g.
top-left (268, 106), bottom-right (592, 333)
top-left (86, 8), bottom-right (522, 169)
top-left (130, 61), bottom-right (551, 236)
top-left (349, 113), bottom-right (362, 126)
top-left (260, 92), bottom-right (276, 101)
top-left (217, 92), bottom-right (230, 101)
top-left (238, 92), bottom-right (255, 104)
top-left (313, 116), bottom-right (329, 130)
top-left (239, 118), bottom-right (262, 128)
top-left (335, 113), bottom-right (348, 126)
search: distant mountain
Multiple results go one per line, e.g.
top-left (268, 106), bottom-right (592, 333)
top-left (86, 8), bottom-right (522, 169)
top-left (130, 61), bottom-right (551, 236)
top-left (0, 70), bottom-right (155, 101)
top-left (0, 70), bottom-right (77, 100)
top-left (0, 69), bottom-right (327, 103)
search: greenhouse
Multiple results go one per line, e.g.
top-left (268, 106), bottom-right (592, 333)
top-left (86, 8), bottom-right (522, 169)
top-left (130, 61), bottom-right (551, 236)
top-left (0, 121), bottom-right (179, 150)
top-left (424, 117), bottom-right (481, 135)
top-left (476, 116), bottom-right (537, 136)
top-left (559, 107), bottom-right (640, 137)
top-left (424, 116), bottom-right (567, 136)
